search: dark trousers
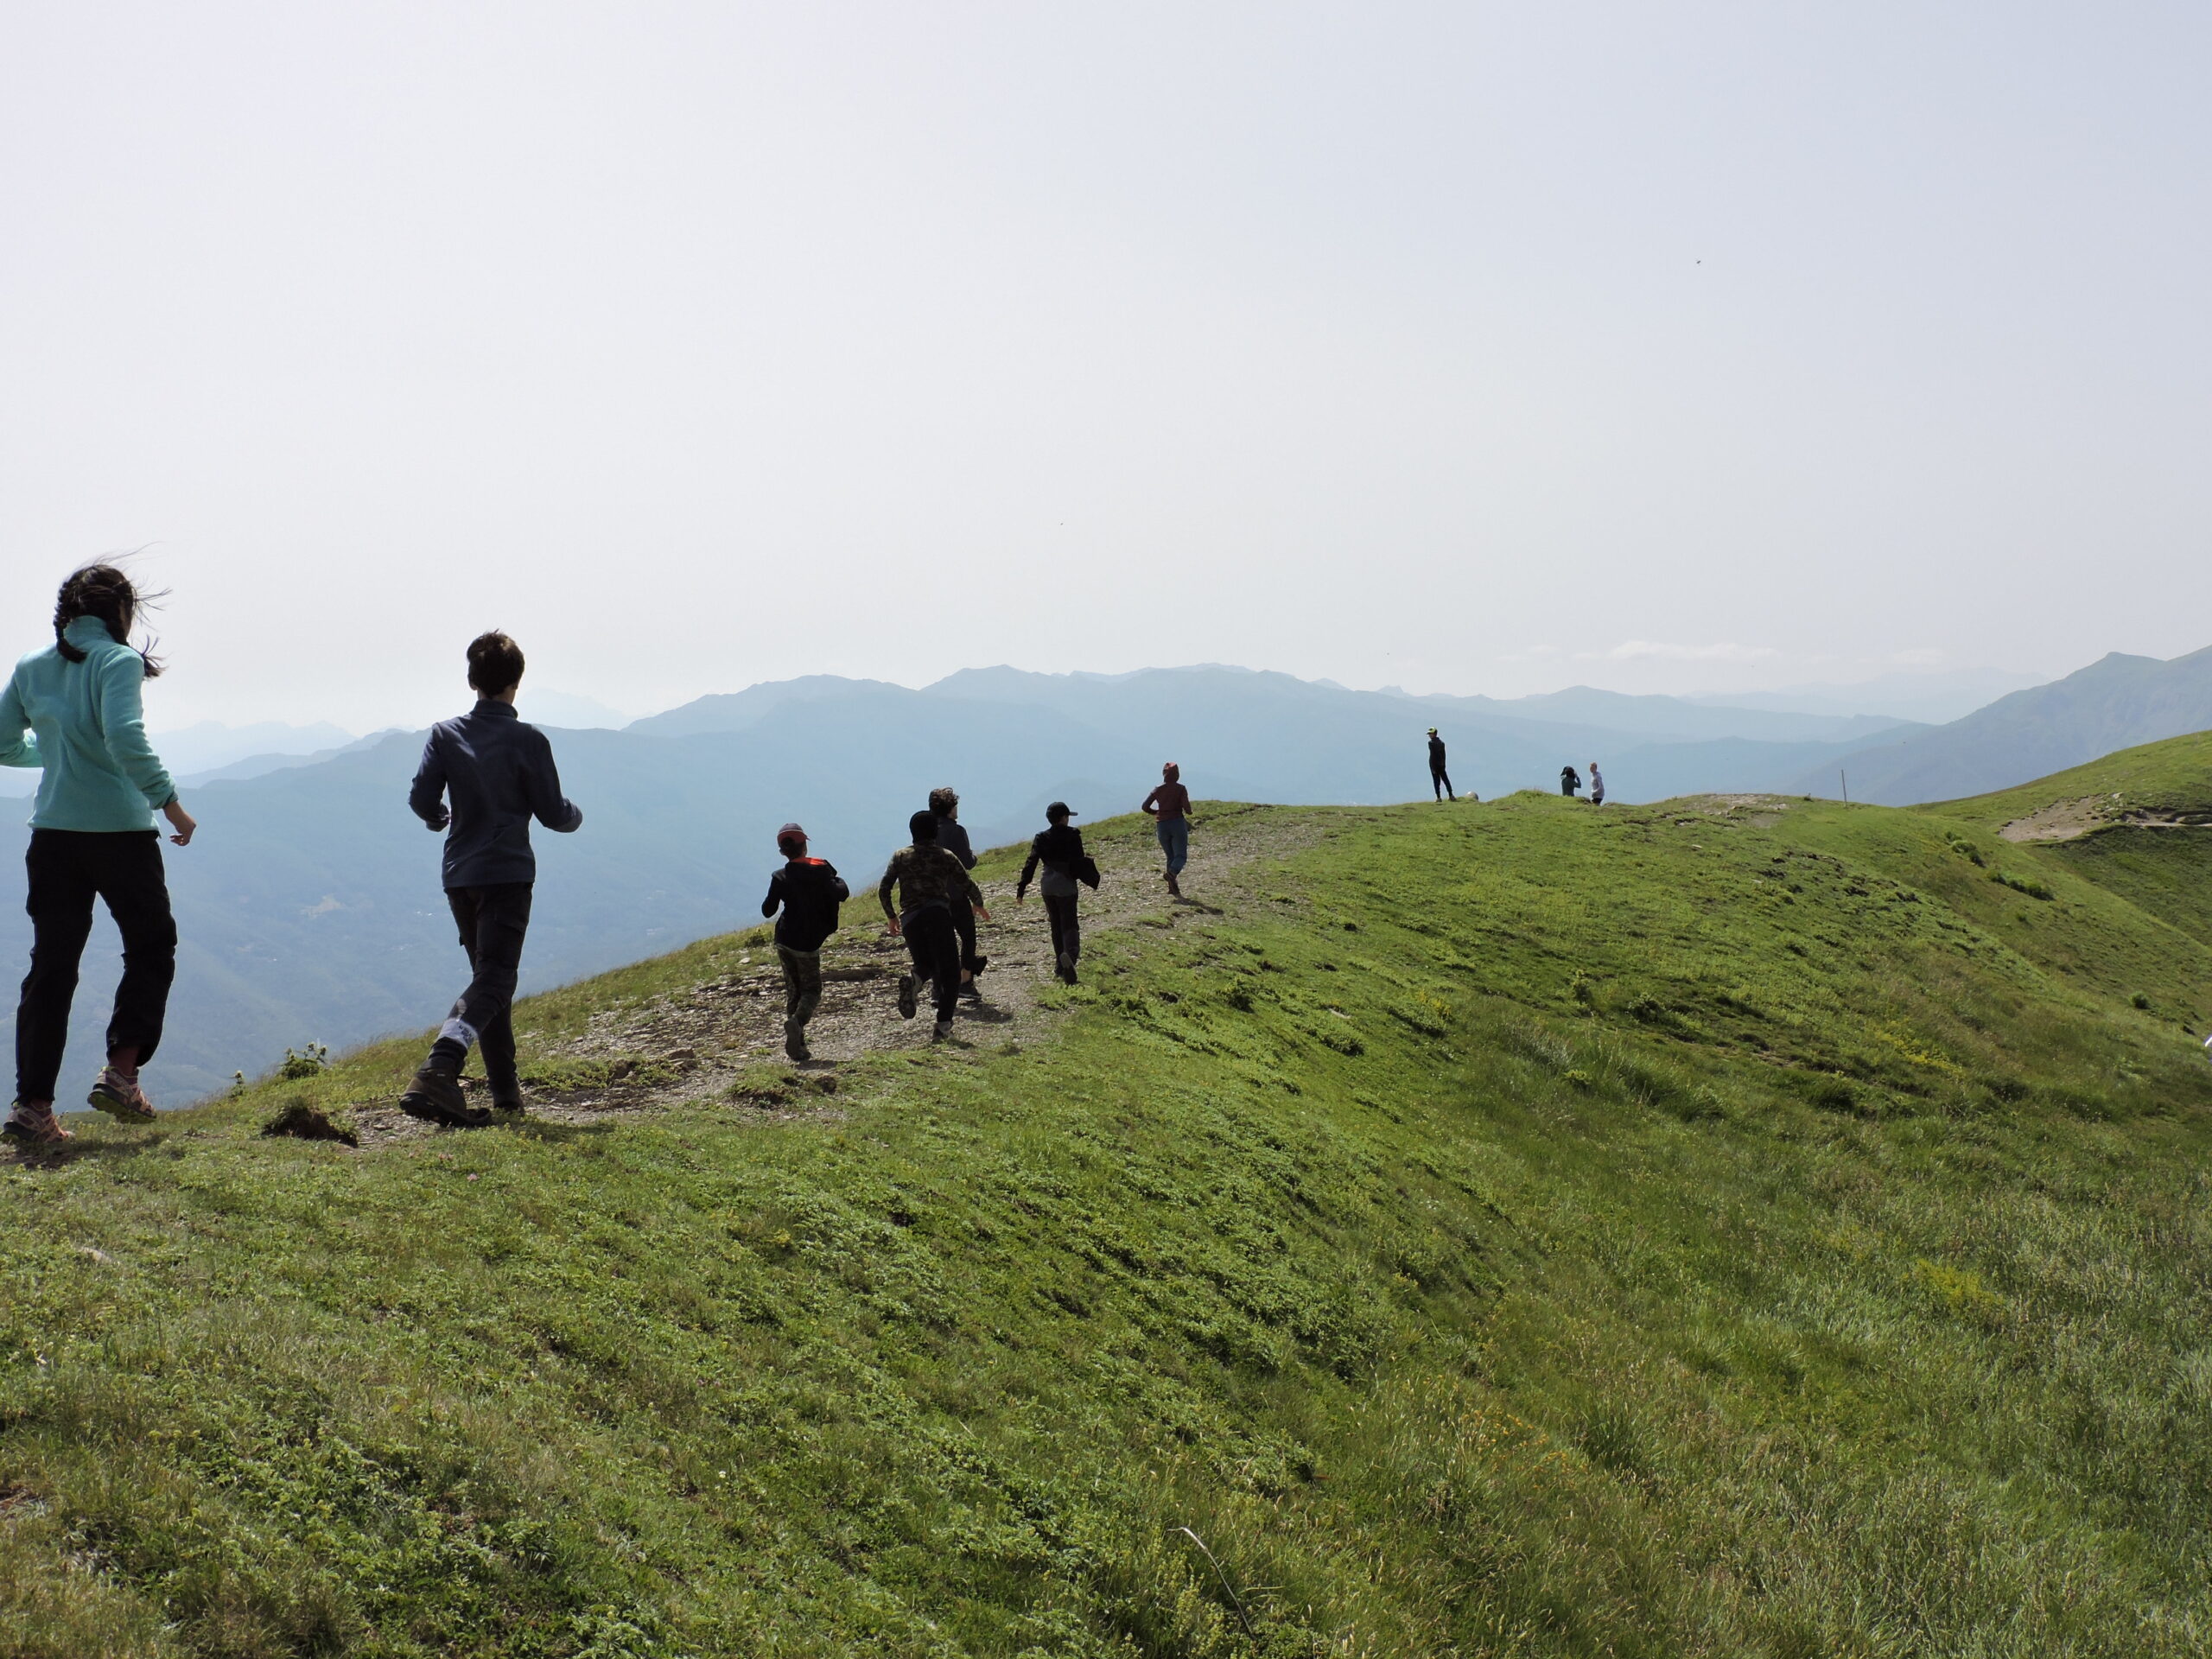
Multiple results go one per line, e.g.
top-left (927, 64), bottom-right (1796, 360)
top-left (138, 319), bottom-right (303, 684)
top-left (428, 882), bottom-right (533, 1085)
top-left (950, 896), bottom-right (983, 974)
top-left (16, 830), bottom-right (176, 1103)
top-left (1043, 892), bottom-right (1081, 963)
top-left (1431, 766), bottom-right (1454, 800)
top-left (777, 944), bottom-right (823, 1027)
top-left (901, 905), bottom-right (962, 1020)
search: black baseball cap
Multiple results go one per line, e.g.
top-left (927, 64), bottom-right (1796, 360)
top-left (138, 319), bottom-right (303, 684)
top-left (1046, 801), bottom-right (1076, 818)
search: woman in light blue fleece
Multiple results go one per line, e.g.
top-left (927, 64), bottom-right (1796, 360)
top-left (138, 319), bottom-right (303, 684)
top-left (0, 565), bottom-right (196, 1146)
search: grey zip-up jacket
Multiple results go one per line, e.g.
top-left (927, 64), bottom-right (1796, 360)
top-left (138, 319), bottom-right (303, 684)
top-left (409, 700), bottom-right (582, 888)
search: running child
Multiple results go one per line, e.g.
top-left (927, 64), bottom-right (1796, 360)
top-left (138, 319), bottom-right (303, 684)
top-left (879, 810), bottom-right (988, 1042)
top-left (1141, 761), bottom-right (1194, 897)
top-left (1016, 802), bottom-right (1095, 984)
top-left (929, 785), bottom-right (987, 1003)
top-left (2, 564), bottom-right (194, 1146)
top-left (399, 632), bottom-right (582, 1127)
top-left (761, 822), bottom-right (847, 1062)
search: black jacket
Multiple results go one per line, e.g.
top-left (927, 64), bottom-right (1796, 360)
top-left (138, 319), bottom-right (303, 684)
top-left (409, 700), bottom-right (582, 889)
top-left (1428, 735), bottom-right (1447, 769)
top-left (1019, 824), bottom-right (1096, 895)
top-left (763, 859), bottom-right (849, 952)
top-left (934, 816), bottom-right (976, 868)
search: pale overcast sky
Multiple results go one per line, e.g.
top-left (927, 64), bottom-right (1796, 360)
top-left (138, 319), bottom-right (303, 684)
top-left (3, 3), bottom-right (2207, 730)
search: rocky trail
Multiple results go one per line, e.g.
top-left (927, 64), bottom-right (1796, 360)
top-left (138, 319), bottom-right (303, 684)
top-left (341, 804), bottom-right (1331, 1145)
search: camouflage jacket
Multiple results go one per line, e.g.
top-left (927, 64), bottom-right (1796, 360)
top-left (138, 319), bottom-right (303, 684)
top-left (877, 843), bottom-right (985, 920)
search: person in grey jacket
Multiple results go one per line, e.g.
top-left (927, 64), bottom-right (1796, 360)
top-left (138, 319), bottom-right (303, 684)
top-left (400, 631), bottom-right (582, 1126)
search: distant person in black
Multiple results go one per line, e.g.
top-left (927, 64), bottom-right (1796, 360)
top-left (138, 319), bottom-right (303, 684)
top-left (1560, 765), bottom-right (1581, 798)
top-left (880, 810), bottom-right (988, 1042)
top-left (761, 822), bottom-right (848, 1063)
top-left (930, 785), bottom-right (986, 1003)
top-left (1427, 728), bottom-right (1455, 801)
top-left (1017, 802), bottom-right (1095, 983)
top-left (401, 632), bottom-right (582, 1126)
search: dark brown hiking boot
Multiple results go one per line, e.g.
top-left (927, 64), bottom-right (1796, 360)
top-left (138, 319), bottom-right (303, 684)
top-left (88, 1067), bottom-right (157, 1123)
top-left (399, 1066), bottom-right (490, 1128)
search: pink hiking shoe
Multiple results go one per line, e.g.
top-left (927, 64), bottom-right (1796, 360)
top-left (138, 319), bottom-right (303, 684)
top-left (87, 1067), bottom-right (157, 1123)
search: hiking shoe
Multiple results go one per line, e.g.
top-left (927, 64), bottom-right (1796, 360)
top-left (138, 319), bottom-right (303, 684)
top-left (1167, 875), bottom-right (1183, 898)
top-left (931, 1019), bottom-right (954, 1043)
top-left (87, 1067), bottom-right (157, 1123)
top-left (487, 1082), bottom-right (527, 1115)
top-left (1056, 952), bottom-right (1078, 985)
top-left (958, 982), bottom-right (983, 1005)
top-left (399, 1066), bottom-right (490, 1128)
top-left (896, 975), bottom-right (918, 1020)
top-left (784, 1025), bottom-right (810, 1064)
top-left (3, 1102), bottom-right (72, 1147)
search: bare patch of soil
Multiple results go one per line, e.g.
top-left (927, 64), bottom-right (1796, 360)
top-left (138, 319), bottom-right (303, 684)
top-left (345, 805), bottom-right (1326, 1144)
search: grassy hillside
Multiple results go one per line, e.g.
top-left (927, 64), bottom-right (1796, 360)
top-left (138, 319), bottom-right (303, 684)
top-left (6, 762), bottom-right (2212, 1656)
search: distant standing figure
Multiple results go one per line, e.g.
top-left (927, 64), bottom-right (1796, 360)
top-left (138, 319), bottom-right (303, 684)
top-left (880, 810), bottom-right (989, 1043)
top-left (401, 631), bottom-right (583, 1128)
top-left (930, 785), bottom-right (986, 1003)
top-left (1142, 762), bottom-right (1193, 897)
top-left (2, 563), bottom-right (195, 1147)
top-left (1588, 763), bottom-right (1605, 806)
top-left (1017, 802), bottom-right (1096, 983)
top-left (761, 823), bottom-right (848, 1063)
top-left (1427, 728), bottom-right (1455, 801)
top-left (1560, 765), bottom-right (1581, 798)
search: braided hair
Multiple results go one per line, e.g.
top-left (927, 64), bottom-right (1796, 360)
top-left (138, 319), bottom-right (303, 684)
top-left (54, 563), bottom-right (163, 678)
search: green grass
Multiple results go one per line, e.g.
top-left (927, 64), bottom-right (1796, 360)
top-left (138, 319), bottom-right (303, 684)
top-left (8, 747), bottom-right (2212, 1656)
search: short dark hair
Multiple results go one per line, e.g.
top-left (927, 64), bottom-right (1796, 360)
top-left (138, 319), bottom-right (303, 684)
top-left (908, 810), bottom-right (938, 843)
top-left (467, 631), bottom-right (525, 695)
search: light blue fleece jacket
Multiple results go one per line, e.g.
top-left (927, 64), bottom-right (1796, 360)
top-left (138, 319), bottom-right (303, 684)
top-left (0, 616), bottom-right (177, 831)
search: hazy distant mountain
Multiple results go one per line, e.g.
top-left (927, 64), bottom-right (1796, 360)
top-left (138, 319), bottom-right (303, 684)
top-left (0, 717), bottom-right (355, 797)
top-left (0, 664), bottom-right (1971, 1103)
top-left (1789, 647), bottom-right (2212, 804)
top-left (1694, 665), bottom-right (2047, 726)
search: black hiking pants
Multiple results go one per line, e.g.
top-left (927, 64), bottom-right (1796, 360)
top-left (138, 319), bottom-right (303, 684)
top-left (16, 829), bottom-right (176, 1103)
top-left (1043, 892), bottom-right (1081, 964)
top-left (901, 905), bottom-right (962, 1021)
top-left (951, 895), bottom-right (983, 976)
top-left (1431, 766), bottom-right (1454, 800)
top-left (428, 881), bottom-right (532, 1087)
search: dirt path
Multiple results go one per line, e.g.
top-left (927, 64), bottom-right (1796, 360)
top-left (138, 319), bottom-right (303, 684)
top-left (343, 805), bottom-right (1329, 1144)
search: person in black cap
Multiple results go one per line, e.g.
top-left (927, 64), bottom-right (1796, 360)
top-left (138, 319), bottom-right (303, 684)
top-left (1016, 802), bottom-right (1096, 983)
top-left (1427, 728), bottom-right (1455, 801)
top-left (761, 822), bottom-right (848, 1062)
top-left (879, 810), bottom-right (988, 1041)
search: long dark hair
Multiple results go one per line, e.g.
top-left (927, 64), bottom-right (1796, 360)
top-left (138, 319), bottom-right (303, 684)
top-left (54, 563), bottom-right (164, 678)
